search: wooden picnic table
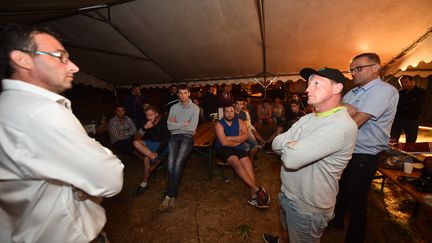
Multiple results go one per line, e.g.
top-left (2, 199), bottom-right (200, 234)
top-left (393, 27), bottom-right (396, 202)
top-left (378, 164), bottom-right (432, 218)
top-left (193, 121), bottom-right (216, 179)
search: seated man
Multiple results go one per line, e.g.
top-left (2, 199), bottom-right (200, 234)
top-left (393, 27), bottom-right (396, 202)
top-left (108, 105), bottom-right (136, 154)
top-left (214, 105), bottom-right (270, 209)
top-left (132, 106), bottom-right (170, 196)
top-left (234, 98), bottom-right (264, 159)
top-left (265, 99), bottom-right (307, 148)
top-left (256, 99), bottom-right (274, 131)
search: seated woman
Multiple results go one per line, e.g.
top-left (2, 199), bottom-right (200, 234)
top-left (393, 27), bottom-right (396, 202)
top-left (132, 106), bottom-right (170, 196)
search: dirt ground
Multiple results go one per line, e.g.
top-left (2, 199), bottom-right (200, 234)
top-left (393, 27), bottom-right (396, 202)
top-left (100, 145), bottom-right (432, 243)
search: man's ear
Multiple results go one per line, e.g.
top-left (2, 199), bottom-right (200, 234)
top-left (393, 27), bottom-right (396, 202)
top-left (333, 83), bottom-right (343, 94)
top-left (10, 50), bottom-right (33, 70)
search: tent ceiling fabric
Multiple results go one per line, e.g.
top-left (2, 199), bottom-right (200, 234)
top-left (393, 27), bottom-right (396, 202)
top-left (385, 31), bottom-right (432, 77)
top-left (1, 0), bottom-right (432, 88)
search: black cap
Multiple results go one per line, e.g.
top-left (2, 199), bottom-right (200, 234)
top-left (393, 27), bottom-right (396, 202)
top-left (300, 67), bottom-right (346, 84)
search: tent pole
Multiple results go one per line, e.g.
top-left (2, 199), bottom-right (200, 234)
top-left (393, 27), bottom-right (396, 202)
top-left (94, 8), bottom-right (179, 83)
top-left (64, 42), bottom-right (151, 62)
top-left (257, 0), bottom-right (267, 99)
top-left (114, 86), bottom-right (119, 105)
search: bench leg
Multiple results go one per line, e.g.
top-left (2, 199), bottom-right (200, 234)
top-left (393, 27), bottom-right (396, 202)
top-left (207, 147), bottom-right (213, 179)
top-left (373, 174), bottom-right (386, 192)
top-left (380, 176), bottom-right (386, 192)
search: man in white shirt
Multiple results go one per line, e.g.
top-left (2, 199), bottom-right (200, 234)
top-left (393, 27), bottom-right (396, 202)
top-left (0, 24), bottom-right (124, 243)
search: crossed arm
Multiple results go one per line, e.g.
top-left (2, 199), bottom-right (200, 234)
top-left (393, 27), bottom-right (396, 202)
top-left (344, 104), bottom-right (372, 128)
top-left (215, 119), bottom-right (248, 147)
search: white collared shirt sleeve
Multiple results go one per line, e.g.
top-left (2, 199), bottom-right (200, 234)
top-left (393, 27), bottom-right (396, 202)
top-left (18, 103), bottom-right (124, 196)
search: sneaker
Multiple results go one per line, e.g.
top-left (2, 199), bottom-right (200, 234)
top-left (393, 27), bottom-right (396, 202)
top-left (132, 185), bottom-right (147, 197)
top-left (254, 144), bottom-right (263, 149)
top-left (256, 187), bottom-right (270, 205)
top-left (248, 197), bottom-right (269, 209)
top-left (158, 196), bottom-right (171, 212)
top-left (169, 197), bottom-right (175, 209)
top-left (262, 233), bottom-right (279, 243)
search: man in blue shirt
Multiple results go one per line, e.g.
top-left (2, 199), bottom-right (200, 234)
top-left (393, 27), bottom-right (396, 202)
top-left (215, 105), bottom-right (270, 209)
top-left (331, 53), bottom-right (399, 243)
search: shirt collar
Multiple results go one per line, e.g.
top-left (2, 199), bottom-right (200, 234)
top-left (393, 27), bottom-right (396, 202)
top-left (179, 99), bottom-right (192, 108)
top-left (315, 106), bottom-right (345, 118)
top-left (352, 77), bottom-right (382, 93)
top-left (2, 79), bottom-right (72, 110)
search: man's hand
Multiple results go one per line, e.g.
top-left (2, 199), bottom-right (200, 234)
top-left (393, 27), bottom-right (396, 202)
top-left (183, 120), bottom-right (191, 127)
top-left (73, 187), bottom-right (103, 204)
top-left (287, 141), bottom-right (297, 148)
top-left (343, 104), bottom-right (358, 116)
top-left (143, 120), bottom-right (154, 129)
top-left (170, 117), bottom-right (177, 123)
top-left (148, 152), bottom-right (158, 160)
top-left (73, 187), bottom-right (90, 201)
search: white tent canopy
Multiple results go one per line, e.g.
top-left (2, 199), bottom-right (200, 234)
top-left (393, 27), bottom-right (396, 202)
top-left (1, 0), bottom-right (432, 88)
top-left (385, 30), bottom-right (432, 78)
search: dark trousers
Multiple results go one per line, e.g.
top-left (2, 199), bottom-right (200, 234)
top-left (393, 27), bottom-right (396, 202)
top-left (333, 153), bottom-right (379, 243)
top-left (113, 136), bottom-right (135, 154)
top-left (390, 118), bottom-right (419, 143)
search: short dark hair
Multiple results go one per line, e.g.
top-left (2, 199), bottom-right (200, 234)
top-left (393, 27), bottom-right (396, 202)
top-left (145, 105), bottom-right (159, 114)
top-left (132, 83), bottom-right (141, 88)
top-left (177, 84), bottom-right (190, 92)
top-left (235, 97), bottom-right (245, 103)
top-left (353, 53), bottom-right (381, 65)
top-left (223, 104), bottom-right (234, 111)
top-left (289, 100), bottom-right (300, 106)
top-left (0, 23), bottom-right (59, 78)
top-left (400, 75), bottom-right (414, 81)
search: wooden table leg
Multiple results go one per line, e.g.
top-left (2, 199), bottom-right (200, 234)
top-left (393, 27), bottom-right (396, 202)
top-left (412, 202), bottom-right (421, 219)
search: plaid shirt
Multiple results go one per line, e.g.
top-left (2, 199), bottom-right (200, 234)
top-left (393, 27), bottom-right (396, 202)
top-left (107, 115), bottom-right (136, 144)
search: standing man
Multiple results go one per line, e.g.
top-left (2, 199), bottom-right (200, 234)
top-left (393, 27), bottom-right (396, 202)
top-left (391, 75), bottom-right (426, 143)
top-left (107, 105), bottom-right (137, 154)
top-left (217, 83), bottom-right (235, 107)
top-left (158, 84), bottom-right (200, 212)
top-left (202, 85), bottom-right (218, 121)
top-left (264, 67), bottom-right (357, 243)
top-left (0, 24), bottom-right (124, 242)
top-left (163, 84), bottom-right (179, 115)
top-left (123, 82), bottom-right (148, 127)
top-left (331, 53), bottom-right (399, 243)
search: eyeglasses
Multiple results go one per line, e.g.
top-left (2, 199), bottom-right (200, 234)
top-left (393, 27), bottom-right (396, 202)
top-left (20, 49), bottom-right (70, 64)
top-left (349, 64), bottom-right (376, 73)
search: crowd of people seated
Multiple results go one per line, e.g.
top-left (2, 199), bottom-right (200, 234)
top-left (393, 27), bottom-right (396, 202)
top-left (107, 82), bottom-right (311, 205)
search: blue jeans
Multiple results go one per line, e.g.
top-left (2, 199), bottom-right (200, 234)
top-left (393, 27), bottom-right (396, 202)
top-left (166, 134), bottom-right (194, 197)
top-left (279, 192), bottom-right (333, 243)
